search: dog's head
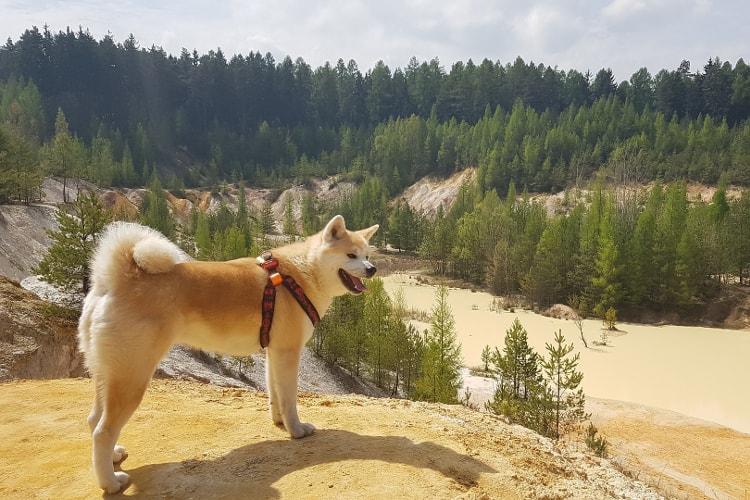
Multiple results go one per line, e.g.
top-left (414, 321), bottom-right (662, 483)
top-left (320, 215), bottom-right (378, 296)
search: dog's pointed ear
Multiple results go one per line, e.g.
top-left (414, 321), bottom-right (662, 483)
top-left (358, 224), bottom-right (379, 242)
top-left (323, 215), bottom-right (347, 243)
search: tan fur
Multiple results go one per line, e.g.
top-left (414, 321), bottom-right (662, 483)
top-left (78, 215), bottom-right (378, 493)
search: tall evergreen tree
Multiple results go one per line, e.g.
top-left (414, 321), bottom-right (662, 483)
top-left (413, 285), bottom-right (462, 403)
top-left (139, 175), bottom-right (175, 240)
top-left (541, 330), bottom-right (588, 440)
top-left (43, 108), bottom-right (84, 202)
top-left (300, 191), bottom-right (322, 236)
top-left (0, 125), bottom-right (42, 203)
top-left (282, 192), bottom-right (297, 242)
top-left (590, 196), bottom-right (622, 318)
top-left (363, 278), bottom-right (396, 389)
top-left (35, 191), bottom-right (112, 295)
top-left (485, 318), bottom-right (544, 429)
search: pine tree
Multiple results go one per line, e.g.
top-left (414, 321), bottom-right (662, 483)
top-left (485, 318), bottom-right (545, 431)
top-left (419, 204), bottom-right (454, 274)
top-left (236, 181), bottom-right (251, 241)
top-left (363, 278), bottom-right (395, 388)
top-left (43, 108), bottom-right (84, 203)
top-left (312, 294), bottom-right (365, 374)
top-left (388, 286), bottom-right (424, 395)
top-left (727, 193), bottom-right (750, 285)
top-left (282, 193), bottom-right (297, 242)
top-left (541, 330), bottom-right (589, 439)
top-left (118, 143), bottom-right (138, 187)
top-left (0, 127), bottom-right (42, 204)
top-left (88, 133), bottom-right (115, 186)
top-left (300, 191), bottom-right (321, 236)
top-left (34, 191), bottom-right (112, 296)
top-left (139, 175), bottom-right (176, 240)
top-left (222, 225), bottom-right (247, 260)
top-left (413, 285), bottom-right (462, 403)
top-left (194, 210), bottom-right (211, 259)
top-left (522, 218), bottom-right (565, 307)
top-left (258, 202), bottom-right (276, 249)
top-left (481, 345), bottom-right (492, 372)
top-left (591, 200), bottom-right (622, 318)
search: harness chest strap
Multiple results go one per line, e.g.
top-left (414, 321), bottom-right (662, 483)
top-left (258, 253), bottom-right (320, 348)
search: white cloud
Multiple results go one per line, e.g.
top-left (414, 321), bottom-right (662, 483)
top-left (511, 4), bottom-right (586, 57)
top-left (602, 0), bottom-right (647, 20)
top-left (692, 0), bottom-right (712, 13)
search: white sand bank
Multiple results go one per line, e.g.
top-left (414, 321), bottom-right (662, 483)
top-left (383, 273), bottom-right (750, 434)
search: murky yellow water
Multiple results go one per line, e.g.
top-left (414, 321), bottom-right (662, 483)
top-left (383, 274), bottom-right (750, 434)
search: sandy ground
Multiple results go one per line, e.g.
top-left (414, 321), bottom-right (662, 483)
top-left (0, 378), bottom-right (666, 500)
top-left (586, 398), bottom-right (750, 500)
top-left (384, 273), bottom-right (750, 500)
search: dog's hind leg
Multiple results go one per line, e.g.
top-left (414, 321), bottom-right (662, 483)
top-left (87, 380), bottom-right (128, 464)
top-left (266, 348), bottom-right (315, 439)
top-left (91, 376), bottom-right (151, 493)
top-left (89, 330), bottom-right (172, 493)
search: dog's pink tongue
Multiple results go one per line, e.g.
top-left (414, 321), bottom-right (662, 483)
top-left (353, 276), bottom-right (367, 292)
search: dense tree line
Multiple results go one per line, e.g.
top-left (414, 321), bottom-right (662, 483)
top-left (139, 164), bottom-right (750, 320)
top-left (419, 177), bottom-right (750, 318)
top-left (1, 25), bottom-right (750, 201)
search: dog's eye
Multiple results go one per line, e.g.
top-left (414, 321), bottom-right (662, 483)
top-left (347, 253), bottom-right (357, 259)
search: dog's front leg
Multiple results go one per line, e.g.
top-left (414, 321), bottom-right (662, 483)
top-left (265, 347), bottom-right (315, 438)
top-left (265, 350), bottom-right (284, 426)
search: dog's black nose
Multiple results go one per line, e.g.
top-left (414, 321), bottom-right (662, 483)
top-left (366, 264), bottom-right (377, 277)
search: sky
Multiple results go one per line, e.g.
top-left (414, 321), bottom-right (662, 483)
top-left (0, 0), bottom-right (748, 82)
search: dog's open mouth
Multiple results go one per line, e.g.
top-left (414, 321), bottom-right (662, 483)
top-left (339, 269), bottom-right (367, 294)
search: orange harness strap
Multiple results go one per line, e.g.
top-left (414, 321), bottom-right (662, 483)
top-left (257, 252), bottom-right (320, 348)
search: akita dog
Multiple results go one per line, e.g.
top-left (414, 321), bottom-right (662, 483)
top-left (78, 215), bottom-right (378, 493)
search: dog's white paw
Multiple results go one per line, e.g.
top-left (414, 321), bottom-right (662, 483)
top-left (101, 471), bottom-right (130, 494)
top-left (112, 445), bottom-right (128, 463)
top-left (289, 422), bottom-right (316, 439)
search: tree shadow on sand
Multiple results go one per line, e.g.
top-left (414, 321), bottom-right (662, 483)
top-left (113, 430), bottom-right (497, 498)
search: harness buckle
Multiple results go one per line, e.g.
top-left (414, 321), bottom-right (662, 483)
top-left (258, 252), bottom-right (282, 286)
top-left (268, 272), bottom-right (282, 286)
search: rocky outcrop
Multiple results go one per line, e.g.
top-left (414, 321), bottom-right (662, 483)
top-left (0, 277), bottom-right (84, 381)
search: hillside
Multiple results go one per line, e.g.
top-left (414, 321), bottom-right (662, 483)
top-left (0, 378), bottom-right (663, 499)
top-left (4, 275), bottom-right (750, 499)
top-left (0, 276), bottom-right (661, 500)
top-left (3, 189), bottom-right (750, 498)
top-left (0, 276), bottom-right (83, 380)
top-left (0, 270), bottom-right (661, 497)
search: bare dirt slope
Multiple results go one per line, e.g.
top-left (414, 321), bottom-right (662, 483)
top-left (0, 203), bottom-right (58, 282)
top-left (0, 378), bottom-right (662, 500)
top-left (588, 399), bottom-right (750, 500)
top-left (0, 277), bottom-right (83, 381)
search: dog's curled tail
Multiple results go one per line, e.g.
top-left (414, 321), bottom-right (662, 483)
top-left (89, 222), bottom-right (189, 292)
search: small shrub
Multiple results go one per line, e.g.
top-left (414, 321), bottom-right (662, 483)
top-left (459, 386), bottom-right (475, 409)
top-left (232, 355), bottom-right (255, 374)
top-left (40, 303), bottom-right (80, 322)
top-left (599, 328), bottom-right (609, 346)
top-left (585, 422), bottom-right (608, 457)
top-left (605, 307), bottom-right (617, 330)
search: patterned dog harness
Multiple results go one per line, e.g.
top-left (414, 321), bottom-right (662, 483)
top-left (257, 252), bottom-right (320, 348)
